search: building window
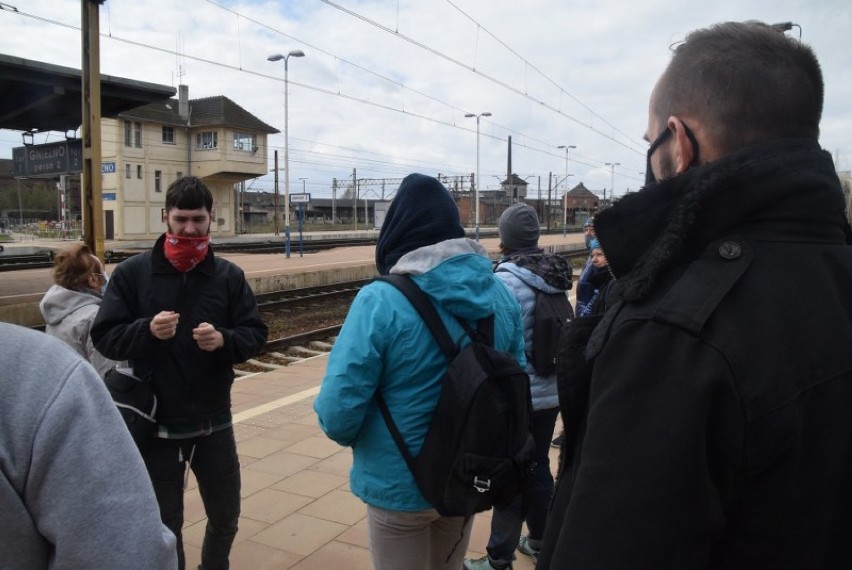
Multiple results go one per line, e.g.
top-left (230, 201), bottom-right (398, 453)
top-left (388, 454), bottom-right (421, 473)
top-left (196, 131), bottom-right (218, 150)
top-left (137, 165), bottom-right (142, 179)
top-left (124, 121), bottom-right (132, 147)
top-left (176, 171), bottom-right (183, 179)
top-left (233, 132), bottom-right (256, 152)
top-left (155, 170), bottom-right (162, 192)
top-left (134, 122), bottom-right (142, 148)
top-left (125, 163), bottom-right (131, 178)
top-left (162, 126), bottom-right (175, 144)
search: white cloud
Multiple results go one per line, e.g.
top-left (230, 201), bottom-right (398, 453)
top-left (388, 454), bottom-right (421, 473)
top-left (1, 0), bottom-right (850, 198)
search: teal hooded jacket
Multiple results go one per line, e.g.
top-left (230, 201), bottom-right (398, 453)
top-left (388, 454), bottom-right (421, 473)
top-left (314, 238), bottom-right (525, 511)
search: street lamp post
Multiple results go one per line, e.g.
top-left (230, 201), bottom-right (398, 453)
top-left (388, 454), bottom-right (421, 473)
top-left (464, 111), bottom-right (491, 241)
top-left (268, 49), bottom-right (305, 258)
top-left (558, 144), bottom-right (576, 236)
top-left (604, 162), bottom-right (621, 202)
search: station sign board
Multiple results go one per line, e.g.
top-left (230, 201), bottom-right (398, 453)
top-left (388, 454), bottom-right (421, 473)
top-left (12, 140), bottom-right (83, 177)
top-left (102, 162), bottom-right (116, 174)
top-left (290, 193), bottom-right (311, 204)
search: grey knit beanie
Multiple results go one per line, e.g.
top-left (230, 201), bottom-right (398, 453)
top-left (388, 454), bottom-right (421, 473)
top-left (498, 203), bottom-right (540, 250)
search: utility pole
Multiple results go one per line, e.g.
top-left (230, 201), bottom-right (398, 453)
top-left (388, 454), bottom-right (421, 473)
top-left (547, 172), bottom-right (553, 231)
top-left (81, 0), bottom-right (106, 260)
top-left (352, 168), bottom-right (357, 230)
top-left (332, 178), bottom-right (337, 225)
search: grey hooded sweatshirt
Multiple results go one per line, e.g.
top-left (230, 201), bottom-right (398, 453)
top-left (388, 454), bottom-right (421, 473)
top-left (0, 323), bottom-right (177, 569)
top-left (39, 284), bottom-right (119, 378)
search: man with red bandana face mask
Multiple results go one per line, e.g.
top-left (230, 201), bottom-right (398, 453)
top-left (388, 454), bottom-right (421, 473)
top-left (92, 176), bottom-right (267, 570)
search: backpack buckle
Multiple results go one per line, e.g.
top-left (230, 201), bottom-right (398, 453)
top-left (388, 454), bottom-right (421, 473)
top-left (473, 476), bottom-right (491, 493)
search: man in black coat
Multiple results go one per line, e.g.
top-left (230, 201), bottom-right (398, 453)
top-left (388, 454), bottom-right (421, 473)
top-left (92, 176), bottom-right (267, 570)
top-left (539, 21), bottom-right (852, 569)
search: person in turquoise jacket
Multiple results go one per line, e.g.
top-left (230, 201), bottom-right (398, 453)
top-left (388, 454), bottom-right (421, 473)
top-left (314, 173), bottom-right (525, 570)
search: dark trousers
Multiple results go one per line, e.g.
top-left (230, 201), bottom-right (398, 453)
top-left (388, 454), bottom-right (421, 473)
top-left (486, 407), bottom-right (559, 565)
top-left (142, 427), bottom-right (241, 570)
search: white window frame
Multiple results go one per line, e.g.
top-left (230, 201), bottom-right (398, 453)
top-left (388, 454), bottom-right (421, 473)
top-left (196, 131), bottom-right (218, 150)
top-left (233, 131), bottom-right (257, 152)
top-left (134, 122), bottom-right (142, 148)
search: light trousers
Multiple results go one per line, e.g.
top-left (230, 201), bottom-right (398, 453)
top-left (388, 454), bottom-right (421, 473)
top-left (367, 505), bottom-right (474, 570)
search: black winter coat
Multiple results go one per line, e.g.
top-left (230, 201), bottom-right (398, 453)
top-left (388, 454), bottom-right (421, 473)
top-left (92, 235), bottom-right (267, 426)
top-left (540, 139), bottom-right (852, 569)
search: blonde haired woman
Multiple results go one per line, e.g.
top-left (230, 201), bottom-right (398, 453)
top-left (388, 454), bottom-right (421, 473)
top-left (39, 243), bottom-right (119, 377)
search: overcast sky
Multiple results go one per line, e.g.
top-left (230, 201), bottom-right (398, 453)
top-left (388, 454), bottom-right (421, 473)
top-left (1, 0), bottom-right (849, 200)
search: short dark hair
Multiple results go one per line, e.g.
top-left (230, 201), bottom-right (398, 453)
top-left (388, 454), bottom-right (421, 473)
top-left (653, 21), bottom-right (824, 154)
top-left (164, 176), bottom-right (213, 212)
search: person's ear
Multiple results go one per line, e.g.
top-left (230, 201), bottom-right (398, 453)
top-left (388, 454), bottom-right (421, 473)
top-left (667, 116), bottom-right (697, 174)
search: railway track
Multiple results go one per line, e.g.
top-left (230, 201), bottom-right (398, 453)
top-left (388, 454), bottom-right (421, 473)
top-left (255, 280), bottom-right (369, 311)
top-left (0, 237), bottom-right (378, 271)
top-left (240, 247), bottom-right (590, 376)
top-left (0, 251), bottom-right (56, 271)
top-left (235, 325), bottom-right (342, 376)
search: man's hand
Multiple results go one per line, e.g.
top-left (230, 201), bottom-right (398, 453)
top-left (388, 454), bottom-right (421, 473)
top-left (150, 311), bottom-right (180, 340)
top-left (192, 322), bottom-right (224, 352)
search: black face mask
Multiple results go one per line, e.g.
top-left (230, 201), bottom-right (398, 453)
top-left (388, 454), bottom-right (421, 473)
top-left (645, 128), bottom-right (672, 187)
top-left (644, 122), bottom-right (700, 187)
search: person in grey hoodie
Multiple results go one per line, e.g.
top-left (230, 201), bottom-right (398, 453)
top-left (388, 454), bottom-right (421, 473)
top-left (39, 243), bottom-right (119, 377)
top-left (0, 322), bottom-right (177, 569)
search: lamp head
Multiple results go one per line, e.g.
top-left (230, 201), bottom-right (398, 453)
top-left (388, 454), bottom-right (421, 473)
top-left (267, 54), bottom-right (284, 62)
top-left (771, 21), bottom-right (794, 31)
top-left (481, 112), bottom-right (492, 117)
top-left (289, 50), bottom-right (305, 58)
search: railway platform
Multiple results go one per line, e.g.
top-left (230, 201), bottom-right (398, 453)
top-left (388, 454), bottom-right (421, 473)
top-left (1, 230), bottom-right (579, 568)
top-left (200, 351), bottom-right (552, 569)
top-left (0, 231), bottom-right (584, 327)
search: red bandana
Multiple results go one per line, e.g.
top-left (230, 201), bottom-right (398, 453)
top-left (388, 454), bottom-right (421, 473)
top-left (163, 233), bottom-right (210, 272)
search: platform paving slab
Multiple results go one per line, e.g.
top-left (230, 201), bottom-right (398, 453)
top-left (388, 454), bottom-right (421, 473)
top-left (178, 353), bottom-right (557, 569)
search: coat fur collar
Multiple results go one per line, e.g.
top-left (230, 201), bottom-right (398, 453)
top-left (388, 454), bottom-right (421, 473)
top-left (595, 138), bottom-right (847, 302)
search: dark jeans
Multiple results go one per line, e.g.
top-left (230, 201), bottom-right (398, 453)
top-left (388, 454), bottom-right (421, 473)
top-left (142, 427), bottom-right (241, 570)
top-left (486, 407), bottom-right (559, 566)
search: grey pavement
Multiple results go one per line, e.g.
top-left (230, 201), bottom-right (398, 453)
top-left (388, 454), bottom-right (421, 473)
top-left (196, 353), bottom-right (555, 569)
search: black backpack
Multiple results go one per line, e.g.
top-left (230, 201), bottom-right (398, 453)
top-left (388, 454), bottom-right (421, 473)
top-left (103, 367), bottom-right (157, 449)
top-left (374, 274), bottom-right (536, 518)
top-left (530, 290), bottom-right (574, 376)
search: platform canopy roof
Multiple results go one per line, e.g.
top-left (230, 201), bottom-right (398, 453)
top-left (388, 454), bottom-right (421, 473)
top-left (0, 53), bottom-right (176, 133)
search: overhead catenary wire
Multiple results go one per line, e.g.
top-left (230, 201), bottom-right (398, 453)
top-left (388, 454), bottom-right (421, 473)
top-left (1, 2), bottom-right (644, 193)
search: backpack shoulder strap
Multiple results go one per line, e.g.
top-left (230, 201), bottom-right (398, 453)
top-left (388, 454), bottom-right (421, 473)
top-left (375, 274), bottom-right (457, 358)
top-left (472, 314), bottom-right (495, 347)
top-left (373, 274), bottom-right (462, 476)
